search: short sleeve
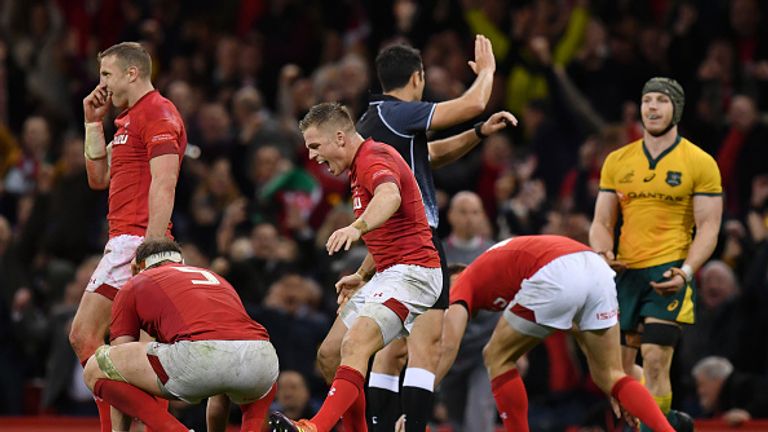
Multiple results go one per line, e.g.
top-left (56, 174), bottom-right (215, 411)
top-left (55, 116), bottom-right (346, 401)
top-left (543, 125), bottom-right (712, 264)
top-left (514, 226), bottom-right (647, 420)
top-left (360, 149), bottom-right (401, 193)
top-left (692, 151), bottom-right (723, 195)
top-left (599, 152), bottom-right (618, 192)
top-left (449, 274), bottom-right (474, 313)
top-left (110, 282), bottom-right (140, 341)
top-left (142, 117), bottom-right (182, 159)
top-left (379, 101), bottom-right (436, 135)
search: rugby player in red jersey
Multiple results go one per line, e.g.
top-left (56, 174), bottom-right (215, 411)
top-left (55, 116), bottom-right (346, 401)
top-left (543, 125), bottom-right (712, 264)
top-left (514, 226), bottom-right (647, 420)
top-left (69, 41), bottom-right (187, 430)
top-left (82, 238), bottom-right (278, 432)
top-left (269, 102), bottom-right (442, 432)
top-left (435, 235), bottom-right (675, 432)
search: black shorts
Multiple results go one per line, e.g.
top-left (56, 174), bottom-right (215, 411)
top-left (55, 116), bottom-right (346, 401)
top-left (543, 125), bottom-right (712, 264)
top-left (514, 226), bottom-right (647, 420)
top-left (430, 227), bottom-right (449, 309)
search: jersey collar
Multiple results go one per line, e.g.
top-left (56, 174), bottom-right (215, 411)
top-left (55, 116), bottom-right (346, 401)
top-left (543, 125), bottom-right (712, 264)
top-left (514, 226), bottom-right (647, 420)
top-left (642, 135), bottom-right (681, 170)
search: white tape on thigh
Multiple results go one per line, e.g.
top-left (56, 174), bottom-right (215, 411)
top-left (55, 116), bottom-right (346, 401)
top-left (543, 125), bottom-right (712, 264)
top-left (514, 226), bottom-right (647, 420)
top-left (359, 302), bottom-right (404, 346)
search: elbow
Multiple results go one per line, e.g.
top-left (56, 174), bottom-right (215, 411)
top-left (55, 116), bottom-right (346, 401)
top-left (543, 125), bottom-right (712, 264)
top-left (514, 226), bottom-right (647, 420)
top-left (88, 178), bottom-right (108, 190)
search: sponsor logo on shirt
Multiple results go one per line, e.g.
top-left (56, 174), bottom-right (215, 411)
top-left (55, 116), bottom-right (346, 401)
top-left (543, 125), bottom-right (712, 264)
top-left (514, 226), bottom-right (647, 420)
top-left (667, 299), bottom-right (680, 311)
top-left (113, 134), bottom-right (128, 145)
top-left (151, 133), bottom-right (175, 143)
top-left (619, 170), bottom-right (635, 184)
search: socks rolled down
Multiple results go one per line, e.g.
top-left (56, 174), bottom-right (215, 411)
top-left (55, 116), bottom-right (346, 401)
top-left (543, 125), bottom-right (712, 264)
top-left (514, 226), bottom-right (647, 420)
top-left (490, 369), bottom-right (529, 432)
top-left (93, 379), bottom-right (188, 432)
top-left (143, 398), bottom-right (171, 432)
top-left (311, 366), bottom-right (366, 432)
top-left (401, 368), bottom-right (435, 432)
top-left (611, 377), bottom-right (674, 432)
top-left (94, 396), bottom-right (113, 432)
top-left (241, 383), bottom-right (277, 432)
top-left (367, 373), bottom-right (400, 432)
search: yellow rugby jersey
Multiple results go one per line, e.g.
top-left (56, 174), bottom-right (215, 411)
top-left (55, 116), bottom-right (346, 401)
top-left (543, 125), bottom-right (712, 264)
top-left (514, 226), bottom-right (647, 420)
top-left (599, 136), bottom-right (722, 269)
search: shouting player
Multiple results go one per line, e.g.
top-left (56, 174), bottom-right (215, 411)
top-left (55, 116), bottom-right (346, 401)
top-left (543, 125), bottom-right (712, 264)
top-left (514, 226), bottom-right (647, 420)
top-left (269, 102), bottom-right (441, 432)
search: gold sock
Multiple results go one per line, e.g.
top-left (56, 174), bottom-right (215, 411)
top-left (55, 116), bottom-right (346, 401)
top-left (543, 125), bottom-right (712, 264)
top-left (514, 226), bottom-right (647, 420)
top-left (653, 393), bottom-right (672, 415)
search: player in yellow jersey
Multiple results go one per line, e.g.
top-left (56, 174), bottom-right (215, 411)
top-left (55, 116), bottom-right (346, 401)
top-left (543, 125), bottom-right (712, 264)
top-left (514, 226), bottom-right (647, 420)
top-left (590, 77), bottom-right (722, 431)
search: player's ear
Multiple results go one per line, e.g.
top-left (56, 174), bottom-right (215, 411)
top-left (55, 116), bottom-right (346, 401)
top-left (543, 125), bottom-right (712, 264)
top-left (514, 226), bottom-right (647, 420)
top-left (410, 70), bottom-right (421, 89)
top-left (126, 65), bottom-right (139, 83)
top-left (335, 130), bottom-right (345, 146)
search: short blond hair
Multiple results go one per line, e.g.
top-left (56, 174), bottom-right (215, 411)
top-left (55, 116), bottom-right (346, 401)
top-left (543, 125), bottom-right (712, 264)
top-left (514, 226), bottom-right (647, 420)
top-left (98, 42), bottom-right (152, 79)
top-left (299, 102), bottom-right (355, 133)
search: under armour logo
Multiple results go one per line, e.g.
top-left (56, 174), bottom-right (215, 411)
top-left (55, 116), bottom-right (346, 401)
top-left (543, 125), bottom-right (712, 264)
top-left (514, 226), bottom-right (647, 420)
top-left (328, 387), bottom-right (336, 397)
top-left (372, 292), bottom-right (383, 298)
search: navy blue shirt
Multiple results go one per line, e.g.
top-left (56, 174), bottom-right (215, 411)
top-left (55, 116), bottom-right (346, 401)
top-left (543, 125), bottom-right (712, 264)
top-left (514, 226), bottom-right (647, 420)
top-left (356, 95), bottom-right (439, 228)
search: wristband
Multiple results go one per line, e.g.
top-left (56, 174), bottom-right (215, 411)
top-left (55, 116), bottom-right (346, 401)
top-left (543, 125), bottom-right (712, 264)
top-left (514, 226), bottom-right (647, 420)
top-left (84, 122), bottom-right (107, 160)
top-left (351, 218), bottom-right (369, 235)
top-left (473, 121), bottom-right (487, 139)
top-left (680, 264), bottom-right (694, 282)
top-left (355, 268), bottom-right (374, 282)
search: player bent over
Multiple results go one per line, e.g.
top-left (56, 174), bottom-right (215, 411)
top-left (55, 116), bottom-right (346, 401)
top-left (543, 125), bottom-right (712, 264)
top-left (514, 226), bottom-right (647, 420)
top-left (82, 238), bottom-right (279, 432)
top-left (269, 102), bottom-right (442, 432)
top-left (436, 235), bottom-right (675, 432)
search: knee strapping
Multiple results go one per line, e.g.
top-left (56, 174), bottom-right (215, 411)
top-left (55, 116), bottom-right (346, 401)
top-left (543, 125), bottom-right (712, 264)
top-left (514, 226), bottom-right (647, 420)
top-left (640, 323), bottom-right (681, 347)
top-left (95, 345), bottom-right (127, 382)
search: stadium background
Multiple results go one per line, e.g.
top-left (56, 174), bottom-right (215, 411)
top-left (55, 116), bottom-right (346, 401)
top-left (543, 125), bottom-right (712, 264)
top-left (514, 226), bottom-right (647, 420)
top-left (1, 0), bottom-right (767, 430)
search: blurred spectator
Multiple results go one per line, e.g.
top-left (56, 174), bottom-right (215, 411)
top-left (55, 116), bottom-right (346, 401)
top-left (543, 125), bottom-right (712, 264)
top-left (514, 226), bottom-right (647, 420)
top-left (693, 356), bottom-right (768, 425)
top-left (40, 256), bottom-right (99, 415)
top-left (438, 191), bottom-right (497, 432)
top-left (250, 274), bottom-right (330, 398)
top-left (716, 94), bottom-right (768, 216)
top-left (273, 370), bottom-right (319, 421)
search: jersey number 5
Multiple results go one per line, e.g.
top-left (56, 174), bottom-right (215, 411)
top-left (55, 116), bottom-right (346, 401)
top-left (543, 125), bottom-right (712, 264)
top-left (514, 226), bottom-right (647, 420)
top-left (173, 267), bottom-right (220, 285)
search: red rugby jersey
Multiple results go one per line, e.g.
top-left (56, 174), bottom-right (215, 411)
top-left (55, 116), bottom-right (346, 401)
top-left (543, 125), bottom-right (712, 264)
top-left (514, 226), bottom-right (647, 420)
top-left (350, 139), bottom-right (440, 271)
top-left (110, 264), bottom-right (269, 343)
top-left (450, 235), bottom-right (592, 313)
top-left (108, 90), bottom-right (187, 238)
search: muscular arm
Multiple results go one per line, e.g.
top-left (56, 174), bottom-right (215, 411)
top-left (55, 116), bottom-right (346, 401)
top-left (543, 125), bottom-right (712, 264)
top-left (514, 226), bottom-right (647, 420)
top-left (146, 154), bottom-right (180, 239)
top-left (430, 70), bottom-right (493, 130)
top-left (589, 191), bottom-right (619, 254)
top-left (429, 111), bottom-right (517, 168)
top-left (435, 304), bottom-right (469, 384)
top-left (429, 35), bottom-right (495, 130)
top-left (683, 195), bottom-right (723, 272)
top-left (326, 182), bottom-right (402, 254)
top-left (358, 182), bottom-right (402, 231)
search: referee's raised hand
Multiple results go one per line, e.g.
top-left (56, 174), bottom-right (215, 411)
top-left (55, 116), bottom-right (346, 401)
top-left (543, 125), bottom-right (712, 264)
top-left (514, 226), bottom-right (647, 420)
top-left (468, 34), bottom-right (495, 75)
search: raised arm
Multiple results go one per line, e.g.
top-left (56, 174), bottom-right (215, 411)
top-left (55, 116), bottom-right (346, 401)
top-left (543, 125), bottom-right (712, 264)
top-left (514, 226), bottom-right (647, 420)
top-left (429, 35), bottom-right (495, 130)
top-left (428, 111), bottom-right (517, 168)
top-left (145, 154), bottom-right (180, 239)
top-left (83, 84), bottom-right (112, 189)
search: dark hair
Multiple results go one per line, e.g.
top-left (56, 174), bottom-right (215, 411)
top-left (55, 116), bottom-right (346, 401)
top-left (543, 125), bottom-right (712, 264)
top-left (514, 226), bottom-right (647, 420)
top-left (375, 44), bottom-right (423, 92)
top-left (447, 263), bottom-right (468, 278)
top-left (135, 238), bottom-right (182, 267)
top-left (299, 102), bottom-right (355, 133)
top-left (98, 42), bottom-right (152, 80)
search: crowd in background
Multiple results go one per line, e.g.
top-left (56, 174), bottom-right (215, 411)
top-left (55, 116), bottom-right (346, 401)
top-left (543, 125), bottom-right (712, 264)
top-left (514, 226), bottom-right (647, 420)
top-left (1, 0), bottom-right (767, 430)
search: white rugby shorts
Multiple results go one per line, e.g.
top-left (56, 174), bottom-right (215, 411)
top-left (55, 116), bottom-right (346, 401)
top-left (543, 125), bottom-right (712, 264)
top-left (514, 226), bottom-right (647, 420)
top-left (341, 264), bottom-right (442, 345)
top-left (86, 235), bottom-right (144, 300)
top-left (504, 251), bottom-right (618, 338)
top-left (146, 339), bottom-right (279, 404)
